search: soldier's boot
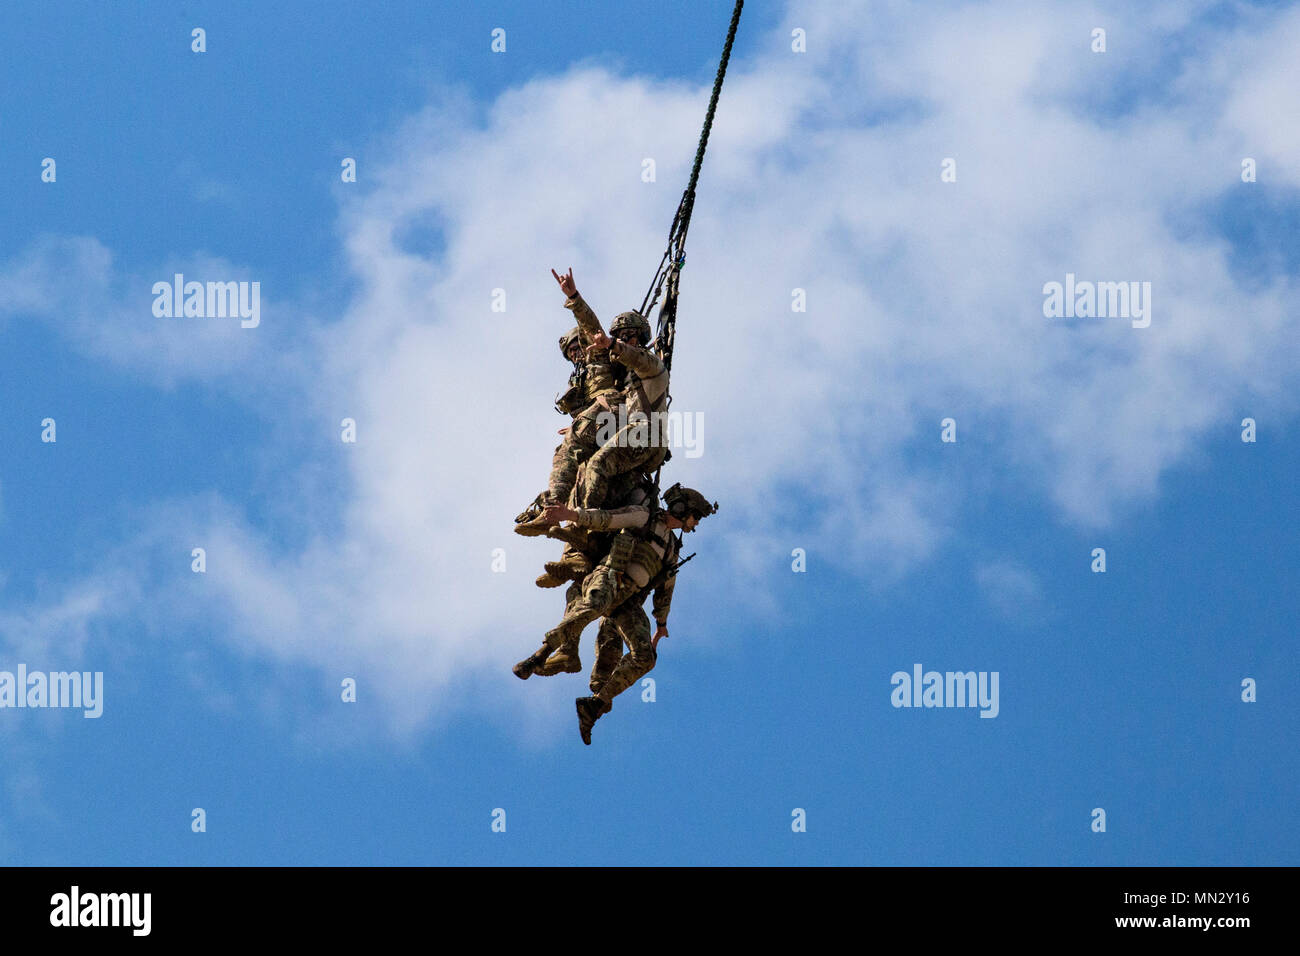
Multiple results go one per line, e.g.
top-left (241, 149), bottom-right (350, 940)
top-left (576, 696), bottom-right (613, 746)
top-left (533, 650), bottom-right (585, 671)
top-left (544, 523), bottom-right (590, 549)
top-left (513, 494), bottom-right (557, 537)
top-left (535, 567), bottom-right (567, 589)
top-left (512, 644), bottom-right (552, 680)
top-left (535, 547), bottom-right (594, 588)
top-left (549, 550), bottom-right (594, 582)
top-left (536, 642), bottom-right (582, 676)
top-left (513, 493), bottom-right (545, 525)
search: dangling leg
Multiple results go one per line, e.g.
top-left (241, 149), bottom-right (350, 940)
top-left (577, 601), bottom-right (655, 743)
top-left (532, 582), bottom-right (586, 676)
top-left (588, 616), bottom-right (625, 695)
top-left (574, 420), bottom-right (663, 510)
top-left (515, 566), bottom-right (633, 679)
top-left (515, 405), bottom-right (604, 535)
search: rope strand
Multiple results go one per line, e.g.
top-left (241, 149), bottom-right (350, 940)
top-left (642, 1), bottom-right (742, 493)
top-left (640, 0), bottom-right (743, 349)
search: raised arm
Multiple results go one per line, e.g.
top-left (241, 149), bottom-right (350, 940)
top-left (552, 268), bottom-right (605, 341)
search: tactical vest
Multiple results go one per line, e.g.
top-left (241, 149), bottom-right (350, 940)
top-left (584, 357), bottom-right (616, 404)
top-left (554, 362), bottom-right (589, 416)
top-left (630, 530), bottom-right (671, 580)
top-left (602, 510), bottom-right (673, 584)
top-left (555, 358), bottom-right (617, 416)
top-left (627, 530), bottom-right (683, 608)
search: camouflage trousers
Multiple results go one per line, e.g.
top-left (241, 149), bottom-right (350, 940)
top-left (545, 436), bottom-right (578, 505)
top-left (593, 600), bottom-right (655, 703)
top-left (547, 566), bottom-right (656, 702)
top-left (590, 615), bottom-right (625, 694)
top-left (545, 404), bottom-right (603, 505)
top-left (574, 419), bottom-right (668, 509)
top-left (550, 405), bottom-right (656, 509)
top-left (556, 580), bottom-right (623, 692)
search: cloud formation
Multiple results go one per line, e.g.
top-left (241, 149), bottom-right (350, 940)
top-left (4, 0), bottom-right (1299, 734)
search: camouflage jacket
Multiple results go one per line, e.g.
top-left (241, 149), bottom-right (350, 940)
top-left (565, 292), bottom-right (668, 416)
top-left (572, 503), bottom-right (679, 624)
top-left (556, 295), bottom-right (618, 416)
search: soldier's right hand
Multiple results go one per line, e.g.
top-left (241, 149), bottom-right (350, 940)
top-left (551, 267), bottom-right (577, 298)
top-left (542, 504), bottom-right (577, 525)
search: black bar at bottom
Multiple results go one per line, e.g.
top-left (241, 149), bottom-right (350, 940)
top-left (0, 866), bottom-right (1284, 942)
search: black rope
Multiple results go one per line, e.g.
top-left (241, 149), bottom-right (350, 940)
top-left (678, 0), bottom-right (744, 250)
top-left (639, 0), bottom-right (742, 498)
top-left (638, 0), bottom-right (743, 333)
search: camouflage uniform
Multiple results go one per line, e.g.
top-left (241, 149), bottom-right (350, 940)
top-left (588, 561), bottom-right (676, 701)
top-left (515, 485), bottom-right (717, 744)
top-left (536, 477), bottom-right (653, 627)
top-left (533, 574), bottom-right (633, 680)
top-left (583, 484), bottom-right (668, 693)
top-left (588, 616), bottom-right (625, 694)
top-left (543, 324), bottom-right (618, 507)
top-left (564, 294), bottom-right (671, 509)
top-left (538, 503), bottom-right (680, 697)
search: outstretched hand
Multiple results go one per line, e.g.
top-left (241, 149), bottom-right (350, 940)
top-left (551, 267), bottom-right (577, 298)
top-left (542, 504), bottom-right (578, 525)
top-left (652, 624), bottom-right (668, 649)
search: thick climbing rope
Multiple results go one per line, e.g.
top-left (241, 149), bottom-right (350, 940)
top-left (639, 0), bottom-right (744, 373)
top-left (638, 1), bottom-right (743, 524)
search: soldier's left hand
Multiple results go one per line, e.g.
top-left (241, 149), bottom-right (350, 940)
top-left (652, 624), bottom-right (668, 647)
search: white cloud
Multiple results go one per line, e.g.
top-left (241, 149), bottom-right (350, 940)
top-left (4, 0), bottom-right (1300, 733)
top-left (0, 572), bottom-right (136, 664)
top-left (0, 235), bottom-right (296, 394)
top-left (975, 559), bottom-right (1052, 626)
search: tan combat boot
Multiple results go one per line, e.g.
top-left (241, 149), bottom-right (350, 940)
top-left (535, 567), bottom-right (567, 588)
top-left (536, 550), bottom-right (592, 588)
top-left (513, 495), bottom-right (557, 537)
top-left (544, 524), bottom-right (590, 549)
top-left (535, 643), bottom-right (582, 676)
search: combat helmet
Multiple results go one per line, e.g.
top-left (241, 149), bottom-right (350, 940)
top-left (559, 326), bottom-right (583, 360)
top-left (663, 482), bottom-right (718, 521)
top-left (610, 311), bottom-right (652, 346)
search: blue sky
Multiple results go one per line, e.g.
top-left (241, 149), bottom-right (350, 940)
top-left (1, 0), bottom-right (1297, 865)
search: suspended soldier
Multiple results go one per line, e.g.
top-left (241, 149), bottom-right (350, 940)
top-left (513, 273), bottom-right (621, 538)
top-left (574, 313), bottom-right (671, 510)
top-left (529, 583), bottom-right (625, 681)
top-left (516, 267), bottom-right (671, 539)
top-left (530, 479), bottom-right (656, 676)
top-left (529, 314), bottom-right (654, 590)
top-left (512, 484), bottom-right (718, 745)
top-left (535, 466), bottom-right (656, 587)
top-left (512, 1), bottom-right (742, 743)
